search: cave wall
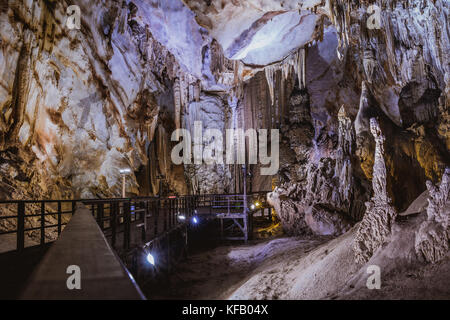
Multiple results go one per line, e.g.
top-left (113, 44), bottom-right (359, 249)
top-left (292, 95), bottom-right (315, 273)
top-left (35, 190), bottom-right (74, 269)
top-left (269, 24), bottom-right (370, 235)
top-left (0, 0), bottom-right (448, 241)
top-left (0, 0), bottom-right (215, 200)
top-left (269, 0), bottom-right (449, 235)
top-left (332, 0), bottom-right (450, 211)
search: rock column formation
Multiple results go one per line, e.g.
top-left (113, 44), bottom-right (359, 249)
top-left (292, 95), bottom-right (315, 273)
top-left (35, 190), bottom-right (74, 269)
top-left (353, 118), bottom-right (397, 264)
top-left (415, 168), bottom-right (450, 263)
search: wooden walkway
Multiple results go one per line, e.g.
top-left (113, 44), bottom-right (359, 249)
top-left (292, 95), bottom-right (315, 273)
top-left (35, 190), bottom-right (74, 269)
top-left (0, 192), bottom-right (270, 299)
top-left (21, 206), bottom-right (145, 300)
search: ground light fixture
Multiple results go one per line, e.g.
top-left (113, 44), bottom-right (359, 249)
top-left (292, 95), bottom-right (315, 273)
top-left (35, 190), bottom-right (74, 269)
top-left (146, 252), bottom-right (155, 266)
top-left (177, 213), bottom-right (186, 221)
top-left (192, 216), bottom-right (199, 224)
top-left (251, 201), bottom-right (261, 211)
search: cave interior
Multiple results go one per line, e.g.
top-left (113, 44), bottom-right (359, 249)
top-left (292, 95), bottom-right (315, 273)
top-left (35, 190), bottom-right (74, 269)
top-left (0, 0), bottom-right (449, 300)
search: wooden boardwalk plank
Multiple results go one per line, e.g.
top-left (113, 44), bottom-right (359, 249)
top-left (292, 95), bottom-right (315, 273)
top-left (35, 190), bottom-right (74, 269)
top-left (21, 206), bottom-right (145, 300)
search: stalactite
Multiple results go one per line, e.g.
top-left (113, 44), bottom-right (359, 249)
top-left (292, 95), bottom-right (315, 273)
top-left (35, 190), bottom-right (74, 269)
top-left (173, 78), bottom-right (181, 139)
top-left (181, 73), bottom-right (188, 109)
top-left (188, 81), bottom-right (194, 102)
top-left (231, 60), bottom-right (245, 99)
top-left (301, 48), bottom-right (306, 89)
top-left (292, 48), bottom-right (306, 89)
top-left (265, 65), bottom-right (275, 105)
top-left (210, 39), bottom-right (226, 81)
top-left (330, 0), bottom-right (351, 60)
top-left (263, 46), bottom-right (307, 107)
top-left (194, 80), bottom-right (201, 102)
top-left (282, 62), bottom-right (291, 82)
top-left (296, 50), bottom-right (303, 89)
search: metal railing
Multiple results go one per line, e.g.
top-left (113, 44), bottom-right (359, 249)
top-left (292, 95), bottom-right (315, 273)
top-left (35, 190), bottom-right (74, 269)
top-left (0, 200), bottom-right (77, 253)
top-left (0, 192), bottom-right (271, 254)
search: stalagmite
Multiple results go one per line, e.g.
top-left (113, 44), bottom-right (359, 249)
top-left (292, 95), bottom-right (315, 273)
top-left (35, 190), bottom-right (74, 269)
top-left (353, 118), bottom-right (397, 264)
top-left (415, 168), bottom-right (450, 263)
top-left (335, 106), bottom-right (354, 208)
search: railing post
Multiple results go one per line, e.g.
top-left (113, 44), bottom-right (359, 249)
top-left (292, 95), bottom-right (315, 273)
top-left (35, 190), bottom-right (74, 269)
top-left (164, 199), bottom-right (168, 231)
top-left (174, 198), bottom-right (177, 225)
top-left (57, 201), bottom-right (62, 235)
top-left (123, 201), bottom-right (131, 250)
top-left (171, 198), bottom-right (174, 227)
top-left (187, 197), bottom-right (190, 217)
top-left (17, 202), bottom-right (25, 252)
top-left (167, 231), bottom-right (171, 273)
top-left (111, 202), bottom-right (117, 249)
top-left (154, 199), bottom-right (159, 237)
top-left (144, 200), bottom-right (148, 232)
top-left (72, 201), bottom-right (76, 215)
top-left (40, 202), bottom-right (45, 245)
top-left (140, 200), bottom-right (147, 242)
top-left (168, 199), bottom-right (171, 229)
top-left (97, 203), bottom-right (104, 229)
top-left (210, 195), bottom-right (213, 215)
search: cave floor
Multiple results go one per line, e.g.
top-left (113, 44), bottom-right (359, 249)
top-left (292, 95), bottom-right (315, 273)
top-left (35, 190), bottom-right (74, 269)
top-left (142, 223), bottom-right (450, 300)
top-left (143, 234), bottom-right (331, 300)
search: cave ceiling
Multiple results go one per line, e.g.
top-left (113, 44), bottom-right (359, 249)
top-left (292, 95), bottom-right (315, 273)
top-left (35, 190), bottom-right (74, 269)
top-left (136, 0), bottom-right (328, 86)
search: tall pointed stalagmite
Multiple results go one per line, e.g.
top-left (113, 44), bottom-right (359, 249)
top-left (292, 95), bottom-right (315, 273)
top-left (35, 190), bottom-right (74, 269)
top-left (353, 118), bottom-right (397, 264)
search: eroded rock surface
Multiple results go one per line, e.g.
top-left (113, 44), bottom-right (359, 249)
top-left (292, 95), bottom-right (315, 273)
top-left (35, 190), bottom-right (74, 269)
top-left (415, 168), bottom-right (450, 263)
top-left (0, 0), bottom-right (448, 265)
top-left (353, 118), bottom-right (397, 264)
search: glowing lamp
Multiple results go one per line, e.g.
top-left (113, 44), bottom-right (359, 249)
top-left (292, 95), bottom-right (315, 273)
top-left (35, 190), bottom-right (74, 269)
top-left (146, 253), bottom-right (155, 266)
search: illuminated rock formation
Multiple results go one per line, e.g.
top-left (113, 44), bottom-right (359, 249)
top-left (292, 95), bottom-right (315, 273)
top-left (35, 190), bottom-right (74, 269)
top-left (0, 0), bottom-right (448, 256)
top-left (415, 168), bottom-right (450, 263)
top-left (353, 118), bottom-right (397, 264)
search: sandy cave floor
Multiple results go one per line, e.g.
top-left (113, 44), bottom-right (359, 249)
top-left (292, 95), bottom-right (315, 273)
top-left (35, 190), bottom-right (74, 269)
top-left (143, 227), bottom-right (450, 300)
top-left (144, 235), bottom-right (331, 300)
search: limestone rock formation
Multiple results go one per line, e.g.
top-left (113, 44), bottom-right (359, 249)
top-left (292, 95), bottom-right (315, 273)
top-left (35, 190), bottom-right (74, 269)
top-left (183, 0), bottom-right (320, 66)
top-left (0, 0), bottom-right (448, 263)
top-left (415, 168), bottom-right (450, 263)
top-left (304, 204), bottom-right (352, 236)
top-left (267, 190), bottom-right (310, 236)
top-left (183, 94), bottom-right (233, 194)
top-left (271, 82), bottom-right (367, 236)
top-left (353, 118), bottom-right (397, 264)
